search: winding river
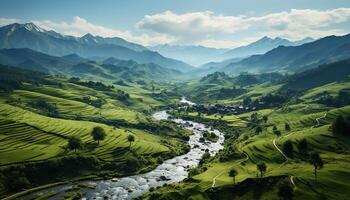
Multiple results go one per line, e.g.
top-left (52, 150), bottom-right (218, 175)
top-left (22, 99), bottom-right (225, 200)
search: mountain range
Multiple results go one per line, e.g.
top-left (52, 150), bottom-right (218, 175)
top-left (221, 34), bottom-right (350, 74)
top-left (222, 36), bottom-right (315, 60)
top-left (0, 48), bottom-right (181, 81)
top-left (0, 23), bottom-right (193, 72)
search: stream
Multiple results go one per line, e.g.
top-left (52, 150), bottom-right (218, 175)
top-left (21, 98), bottom-right (225, 200)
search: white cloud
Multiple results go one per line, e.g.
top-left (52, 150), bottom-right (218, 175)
top-left (1, 8), bottom-right (350, 48)
top-left (137, 8), bottom-right (350, 46)
top-left (0, 18), bottom-right (18, 26)
top-left (137, 11), bottom-right (249, 42)
top-left (33, 16), bottom-right (174, 46)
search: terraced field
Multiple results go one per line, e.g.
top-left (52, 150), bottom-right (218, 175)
top-left (0, 102), bottom-right (171, 165)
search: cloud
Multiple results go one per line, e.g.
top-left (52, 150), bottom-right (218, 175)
top-left (0, 18), bottom-right (18, 26)
top-left (33, 16), bottom-right (174, 46)
top-left (137, 8), bottom-right (350, 45)
top-left (137, 11), bottom-right (249, 42)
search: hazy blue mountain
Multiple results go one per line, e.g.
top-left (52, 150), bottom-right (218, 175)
top-left (0, 48), bottom-right (182, 81)
top-left (222, 36), bottom-right (314, 59)
top-left (149, 44), bottom-right (228, 66)
top-left (0, 23), bottom-right (194, 72)
top-left (0, 48), bottom-right (70, 74)
top-left (221, 34), bottom-right (350, 74)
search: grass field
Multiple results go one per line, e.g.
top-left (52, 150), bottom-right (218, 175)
top-left (143, 84), bottom-right (350, 200)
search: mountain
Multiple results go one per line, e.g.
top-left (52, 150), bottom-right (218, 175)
top-left (0, 23), bottom-right (193, 72)
top-left (221, 34), bottom-right (350, 74)
top-left (281, 58), bottom-right (350, 91)
top-left (0, 48), bottom-right (70, 74)
top-left (149, 44), bottom-right (228, 66)
top-left (0, 48), bottom-right (182, 81)
top-left (222, 36), bottom-right (314, 59)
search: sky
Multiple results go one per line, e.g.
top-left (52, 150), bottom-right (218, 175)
top-left (1, 0), bottom-right (350, 48)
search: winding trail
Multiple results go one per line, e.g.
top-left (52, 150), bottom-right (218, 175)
top-left (311, 112), bottom-right (327, 129)
top-left (272, 138), bottom-right (289, 167)
top-left (271, 112), bottom-right (327, 189)
top-left (211, 171), bottom-right (225, 187)
top-left (211, 142), bottom-right (250, 187)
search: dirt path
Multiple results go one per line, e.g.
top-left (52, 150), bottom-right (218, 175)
top-left (211, 171), bottom-right (225, 187)
top-left (211, 143), bottom-right (250, 187)
top-left (290, 175), bottom-right (297, 190)
top-left (311, 112), bottom-right (327, 129)
top-left (272, 138), bottom-right (289, 168)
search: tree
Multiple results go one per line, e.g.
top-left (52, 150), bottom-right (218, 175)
top-left (229, 168), bottom-right (238, 184)
top-left (285, 123), bottom-right (291, 131)
top-left (68, 136), bottom-right (82, 152)
top-left (273, 125), bottom-right (278, 131)
top-left (310, 152), bottom-right (323, 183)
top-left (278, 183), bottom-right (294, 200)
top-left (91, 127), bottom-right (106, 145)
top-left (125, 156), bottom-right (140, 172)
top-left (282, 140), bottom-right (294, 158)
top-left (127, 134), bottom-right (135, 149)
top-left (332, 115), bottom-right (349, 135)
top-left (263, 116), bottom-right (268, 123)
top-left (273, 129), bottom-right (281, 137)
top-left (257, 162), bottom-right (267, 178)
top-left (200, 152), bottom-right (211, 164)
top-left (255, 126), bottom-right (263, 134)
top-left (297, 139), bottom-right (308, 155)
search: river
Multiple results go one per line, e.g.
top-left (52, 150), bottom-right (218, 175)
top-left (21, 98), bottom-right (224, 200)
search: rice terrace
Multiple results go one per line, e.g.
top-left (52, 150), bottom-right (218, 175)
top-left (0, 0), bottom-right (350, 200)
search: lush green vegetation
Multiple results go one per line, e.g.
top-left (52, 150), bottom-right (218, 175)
top-left (0, 66), bottom-right (190, 197)
top-left (142, 62), bottom-right (350, 200)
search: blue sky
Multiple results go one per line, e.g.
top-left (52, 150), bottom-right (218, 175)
top-left (1, 0), bottom-right (350, 48)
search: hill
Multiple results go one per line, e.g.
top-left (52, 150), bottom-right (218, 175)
top-left (0, 65), bottom-right (190, 196)
top-left (0, 48), bottom-right (183, 82)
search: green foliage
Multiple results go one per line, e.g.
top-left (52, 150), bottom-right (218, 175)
top-left (297, 139), bottom-right (308, 155)
top-left (285, 123), bottom-right (291, 131)
top-left (257, 162), bottom-right (267, 178)
top-left (282, 140), bottom-right (294, 158)
top-left (310, 152), bottom-right (324, 183)
top-left (332, 115), bottom-right (350, 136)
top-left (91, 127), bottom-right (106, 144)
top-left (127, 134), bottom-right (135, 148)
top-left (125, 156), bottom-right (141, 172)
top-left (68, 136), bottom-right (83, 152)
top-left (229, 168), bottom-right (238, 184)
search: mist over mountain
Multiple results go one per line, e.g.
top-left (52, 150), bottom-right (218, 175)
top-left (0, 23), bottom-right (194, 72)
top-left (149, 44), bottom-right (228, 66)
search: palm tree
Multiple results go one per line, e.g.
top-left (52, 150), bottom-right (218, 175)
top-left (229, 168), bottom-right (238, 184)
top-left (310, 152), bottom-right (323, 183)
top-left (127, 134), bottom-right (135, 149)
top-left (257, 162), bottom-right (267, 178)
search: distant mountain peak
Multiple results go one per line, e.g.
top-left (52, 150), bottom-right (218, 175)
top-left (23, 22), bottom-right (46, 32)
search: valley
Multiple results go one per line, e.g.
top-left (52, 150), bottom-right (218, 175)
top-left (0, 12), bottom-right (350, 200)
